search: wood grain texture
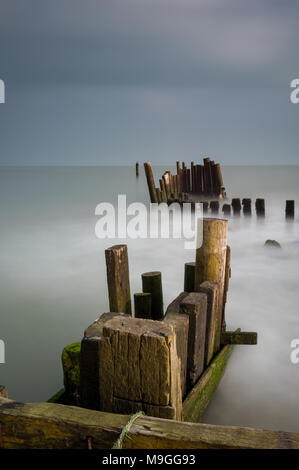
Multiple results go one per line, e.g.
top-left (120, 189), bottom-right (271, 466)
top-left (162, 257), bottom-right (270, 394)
top-left (1, 397), bottom-right (298, 449)
top-left (105, 245), bottom-right (132, 315)
top-left (195, 218), bottom-right (228, 354)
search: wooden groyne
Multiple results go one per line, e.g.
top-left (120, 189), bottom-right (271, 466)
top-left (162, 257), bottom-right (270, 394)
top-left (60, 218), bottom-right (257, 425)
top-left (144, 159), bottom-right (226, 204)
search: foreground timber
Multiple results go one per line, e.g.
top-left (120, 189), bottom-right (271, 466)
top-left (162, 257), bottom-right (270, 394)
top-left (0, 397), bottom-right (298, 449)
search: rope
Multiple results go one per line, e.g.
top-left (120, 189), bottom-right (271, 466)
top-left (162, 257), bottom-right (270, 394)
top-left (112, 411), bottom-right (145, 449)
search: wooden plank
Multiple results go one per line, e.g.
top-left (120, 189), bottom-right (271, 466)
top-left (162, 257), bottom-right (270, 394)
top-left (105, 244), bottom-right (132, 315)
top-left (1, 397), bottom-right (299, 449)
top-left (221, 331), bottom-right (258, 345)
top-left (164, 312), bottom-right (189, 398)
top-left (180, 293), bottom-right (207, 391)
top-left (182, 342), bottom-right (234, 423)
top-left (199, 281), bottom-right (219, 367)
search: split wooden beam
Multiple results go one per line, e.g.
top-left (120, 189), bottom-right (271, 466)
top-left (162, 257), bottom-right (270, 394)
top-left (1, 397), bottom-right (299, 449)
top-left (105, 244), bottom-right (132, 315)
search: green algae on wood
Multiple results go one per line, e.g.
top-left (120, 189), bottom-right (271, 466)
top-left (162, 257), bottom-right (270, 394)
top-left (61, 342), bottom-right (81, 404)
top-left (182, 334), bottom-right (239, 423)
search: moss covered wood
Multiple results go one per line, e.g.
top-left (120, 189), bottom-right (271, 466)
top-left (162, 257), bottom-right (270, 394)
top-left (182, 339), bottom-right (237, 423)
top-left (61, 342), bottom-right (81, 404)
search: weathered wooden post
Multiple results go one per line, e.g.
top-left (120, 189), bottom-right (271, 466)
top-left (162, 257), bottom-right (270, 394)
top-left (222, 245), bottom-right (231, 331)
top-left (62, 343), bottom-right (80, 405)
top-left (222, 204), bottom-right (231, 216)
top-left (142, 271), bottom-right (164, 320)
top-left (134, 293), bottom-right (152, 319)
top-left (242, 198), bottom-right (252, 216)
top-left (210, 201), bottom-right (219, 214)
top-left (105, 244), bottom-right (132, 315)
top-left (180, 293), bottom-right (207, 391)
top-left (98, 315), bottom-right (182, 420)
top-left (0, 385), bottom-right (8, 398)
top-left (80, 312), bottom-right (128, 410)
top-left (184, 262), bottom-right (195, 292)
top-left (136, 162), bottom-right (139, 177)
top-left (144, 162), bottom-right (158, 203)
top-left (231, 198), bottom-right (241, 215)
top-left (194, 218), bottom-right (228, 353)
top-left (199, 281), bottom-right (219, 366)
top-left (286, 200), bottom-right (295, 219)
top-left (255, 198), bottom-right (265, 217)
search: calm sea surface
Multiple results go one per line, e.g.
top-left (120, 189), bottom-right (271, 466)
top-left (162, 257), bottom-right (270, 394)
top-left (0, 165), bottom-right (299, 431)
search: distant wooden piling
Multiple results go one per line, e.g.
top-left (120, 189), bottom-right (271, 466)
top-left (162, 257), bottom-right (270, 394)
top-left (136, 162), bottom-right (139, 177)
top-left (231, 198), bottom-right (241, 215)
top-left (184, 262), bottom-right (195, 292)
top-left (194, 218), bottom-right (228, 353)
top-left (105, 245), bottom-right (132, 315)
top-left (210, 201), bottom-right (219, 214)
top-left (144, 159), bottom-right (226, 204)
top-left (242, 198), bottom-right (252, 216)
top-left (255, 198), bottom-right (265, 217)
top-left (222, 204), bottom-right (231, 216)
top-left (286, 200), bottom-right (295, 219)
top-left (134, 293), bottom-right (152, 319)
top-left (142, 271), bottom-right (164, 320)
top-left (144, 162), bottom-right (158, 203)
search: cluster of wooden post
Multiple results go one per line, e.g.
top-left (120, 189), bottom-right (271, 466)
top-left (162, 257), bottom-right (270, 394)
top-left (144, 160), bottom-right (226, 204)
top-left (78, 219), bottom-right (256, 421)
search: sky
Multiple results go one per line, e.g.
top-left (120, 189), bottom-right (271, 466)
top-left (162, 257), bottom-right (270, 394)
top-left (0, 0), bottom-right (298, 165)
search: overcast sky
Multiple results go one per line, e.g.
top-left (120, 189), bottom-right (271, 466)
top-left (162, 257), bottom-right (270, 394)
top-left (0, 0), bottom-right (298, 165)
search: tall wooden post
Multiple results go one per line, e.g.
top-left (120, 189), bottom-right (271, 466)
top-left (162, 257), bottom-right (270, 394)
top-left (105, 245), bottom-right (132, 315)
top-left (144, 162), bottom-right (158, 203)
top-left (194, 218), bottom-right (228, 353)
top-left (142, 271), bottom-right (164, 320)
top-left (136, 162), bottom-right (139, 177)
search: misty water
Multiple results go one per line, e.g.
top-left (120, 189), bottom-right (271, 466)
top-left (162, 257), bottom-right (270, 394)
top-left (0, 165), bottom-right (298, 432)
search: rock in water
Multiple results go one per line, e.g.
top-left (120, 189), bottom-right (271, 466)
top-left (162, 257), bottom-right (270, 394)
top-left (264, 239), bottom-right (281, 248)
